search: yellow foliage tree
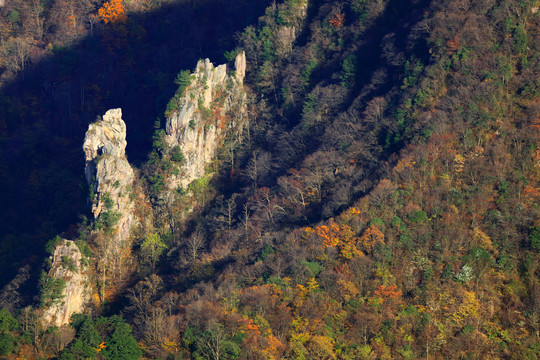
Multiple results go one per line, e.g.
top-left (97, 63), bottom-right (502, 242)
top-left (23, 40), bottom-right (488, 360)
top-left (450, 291), bottom-right (480, 327)
top-left (336, 279), bottom-right (359, 302)
top-left (471, 227), bottom-right (495, 252)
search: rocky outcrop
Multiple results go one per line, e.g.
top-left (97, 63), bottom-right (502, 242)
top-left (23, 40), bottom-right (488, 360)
top-left (42, 240), bottom-right (89, 327)
top-left (164, 52), bottom-right (247, 190)
top-left (41, 110), bottom-right (137, 327)
top-left (83, 108), bottom-right (135, 244)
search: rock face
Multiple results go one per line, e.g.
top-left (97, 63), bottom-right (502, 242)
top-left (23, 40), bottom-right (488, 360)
top-left (83, 108), bottom-right (135, 244)
top-left (164, 52), bottom-right (247, 190)
top-left (42, 110), bottom-right (137, 327)
top-left (42, 240), bottom-right (89, 327)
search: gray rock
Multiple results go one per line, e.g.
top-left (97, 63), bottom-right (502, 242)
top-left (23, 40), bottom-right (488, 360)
top-left (164, 52), bottom-right (248, 190)
top-left (83, 109), bottom-right (135, 243)
top-left (42, 240), bottom-right (89, 327)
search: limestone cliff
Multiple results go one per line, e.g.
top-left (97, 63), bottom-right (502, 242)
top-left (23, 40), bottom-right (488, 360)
top-left (164, 52), bottom-right (247, 190)
top-left (42, 240), bottom-right (89, 327)
top-left (83, 108), bottom-right (135, 244)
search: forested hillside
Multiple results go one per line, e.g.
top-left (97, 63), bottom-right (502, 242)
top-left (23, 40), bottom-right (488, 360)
top-left (0, 0), bottom-right (270, 289)
top-left (0, 0), bottom-right (539, 359)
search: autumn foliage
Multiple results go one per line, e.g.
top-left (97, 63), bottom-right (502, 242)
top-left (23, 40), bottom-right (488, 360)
top-left (329, 13), bottom-right (344, 27)
top-left (98, 0), bottom-right (127, 24)
top-left (306, 221), bottom-right (363, 259)
top-left (0, 0), bottom-right (539, 359)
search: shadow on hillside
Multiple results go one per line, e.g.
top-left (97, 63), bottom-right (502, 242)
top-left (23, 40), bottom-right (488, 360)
top-left (0, 0), bottom-right (271, 293)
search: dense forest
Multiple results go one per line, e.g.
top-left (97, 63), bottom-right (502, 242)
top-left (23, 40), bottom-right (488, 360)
top-left (0, 0), bottom-right (539, 359)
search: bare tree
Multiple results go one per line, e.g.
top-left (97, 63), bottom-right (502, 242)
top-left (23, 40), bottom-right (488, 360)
top-left (252, 187), bottom-right (285, 226)
top-left (1, 37), bottom-right (32, 73)
top-left (239, 203), bottom-right (251, 240)
top-left (244, 150), bottom-right (272, 192)
top-left (185, 230), bottom-right (206, 264)
top-left (278, 170), bottom-right (308, 210)
top-left (22, 0), bottom-right (45, 41)
top-left (215, 194), bottom-right (237, 230)
top-left (198, 321), bottom-right (231, 360)
top-left (0, 265), bottom-right (30, 312)
top-left (127, 275), bottom-right (164, 343)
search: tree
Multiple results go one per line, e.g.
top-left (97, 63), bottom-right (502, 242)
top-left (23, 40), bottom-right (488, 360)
top-left (0, 265), bottom-right (30, 312)
top-left (97, 0), bottom-right (128, 52)
top-left (0, 37), bottom-right (32, 73)
top-left (278, 169), bottom-right (309, 212)
top-left (141, 233), bottom-right (167, 273)
top-left (22, 0), bottom-right (45, 41)
top-left (98, 0), bottom-right (126, 24)
top-left (198, 322), bottom-right (241, 360)
top-left (251, 187), bottom-right (285, 227)
top-left (329, 13), bottom-right (344, 28)
top-left (222, 196), bottom-right (237, 230)
top-left (48, 0), bottom-right (92, 43)
top-left (127, 275), bottom-right (164, 345)
top-left (60, 315), bottom-right (100, 360)
top-left (244, 150), bottom-right (272, 192)
top-left (358, 225), bottom-right (384, 253)
top-left (307, 221), bottom-right (362, 259)
top-left (100, 317), bottom-right (142, 360)
top-left (185, 230), bottom-right (205, 264)
top-left (0, 308), bottom-right (17, 356)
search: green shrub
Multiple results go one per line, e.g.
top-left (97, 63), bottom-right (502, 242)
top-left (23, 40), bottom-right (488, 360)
top-left (391, 216), bottom-right (406, 232)
top-left (530, 226), bottom-right (540, 252)
top-left (188, 175), bottom-right (211, 198)
top-left (369, 218), bottom-right (385, 229)
top-left (0, 309), bottom-right (18, 333)
top-left (149, 174), bottom-right (165, 194)
top-left (301, 59), bottom-right (318, 86)
top-left (171, 146), bottom-right (184, 163)
top-left (102, 192), bottom-right (114, 211)
top-left (7, 10), bottom-right (19, 24)
top-left (45, 235), bottom-right (63, 255)
top-left (302, 260), bottom-right (323, 277)
top-left (152, 120), bottom-right (167, 153)
top-left (174, 70), bottom-right (192, 96)
top-left (0, 332), bottom-right (15, 356)
top-left (260, 244), bottom-right (275, 260)
top-left (75, 240), bottom-right (93, 260)
top-left (101, 319), bottom-right (142, 360)
top-left (408, 210), bottom-right (427, 223)
top-left (40, 274), bottom-right (66, 308)
top-left (62, 256), bottom-right (77, 272)
top-left (95, 209), bottom-right (121, 235)
top-left (340, 55), bottom-right (358, 88)
top-left (224, 49), bottom-right (239, 62)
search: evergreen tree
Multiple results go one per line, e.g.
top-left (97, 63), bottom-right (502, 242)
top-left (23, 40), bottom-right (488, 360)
top-left (101, 317), bottom-right (142, 360)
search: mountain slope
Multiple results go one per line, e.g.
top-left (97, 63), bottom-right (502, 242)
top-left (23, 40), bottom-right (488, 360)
top-left (0, 0), bottom-right (538, 359)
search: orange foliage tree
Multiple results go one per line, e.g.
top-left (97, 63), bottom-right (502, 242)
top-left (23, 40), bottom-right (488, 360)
top-left (306, 221), bottom-right (362, 259)
top-left (373, 284), bottom-right (402, 315)
top-left (97, 0), bottom-right (128, 52)
top-left (358, 225), bottom-right (385, 253)
top-left (98, 0), bottom-right (127, 24)
top-left (329, 13), bottom-right (344, 27)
